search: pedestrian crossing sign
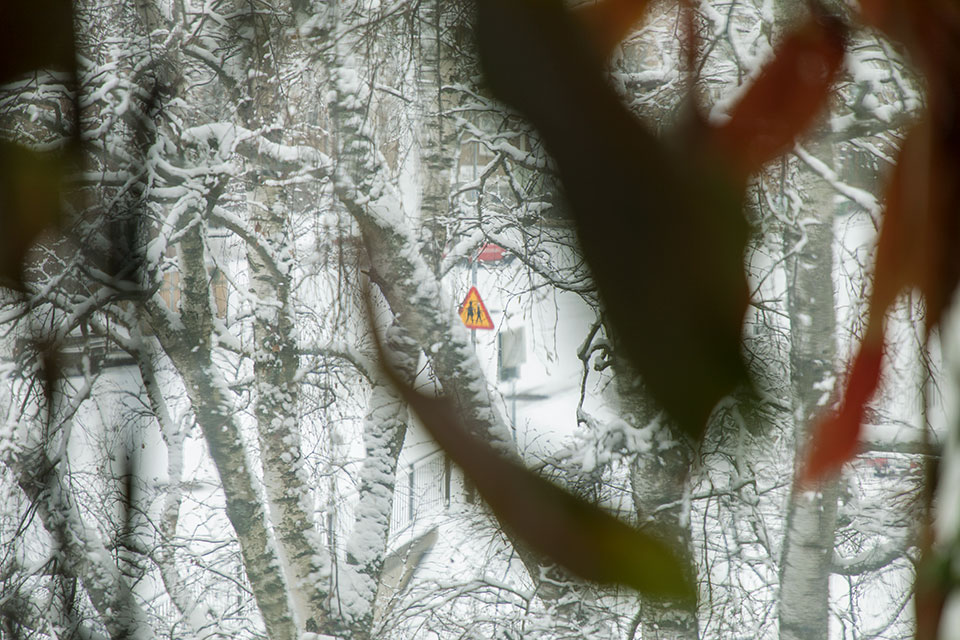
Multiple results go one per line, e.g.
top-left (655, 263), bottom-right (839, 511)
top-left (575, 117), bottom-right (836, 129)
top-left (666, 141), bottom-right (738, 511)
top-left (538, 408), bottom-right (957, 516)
top-left (459, 286), bottom-right (494, 330)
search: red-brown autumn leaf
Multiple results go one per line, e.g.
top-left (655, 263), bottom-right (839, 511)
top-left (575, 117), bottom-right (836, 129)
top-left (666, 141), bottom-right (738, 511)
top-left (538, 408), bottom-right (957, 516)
top-left (709, 10), bottom-right (846, 177)
top-left (836, 6), bottom-right (960, 637)
top-left (856, 2), bottom-right (960, 332)
top-left (801, 1), bottom-right (960, 486)
top-left (800, 337), bottom-right (883, 484)
top-left (862, 2), bottom-right (960, 334)
top-left (799, 126), bottom-right (923, 484)
top-left (870, 119), bottom-right (960, 330)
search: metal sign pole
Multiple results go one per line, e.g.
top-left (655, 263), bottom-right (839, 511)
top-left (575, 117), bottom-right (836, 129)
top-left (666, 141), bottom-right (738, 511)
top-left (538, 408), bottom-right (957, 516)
top-left (471, 254), bottom-right (478, 349)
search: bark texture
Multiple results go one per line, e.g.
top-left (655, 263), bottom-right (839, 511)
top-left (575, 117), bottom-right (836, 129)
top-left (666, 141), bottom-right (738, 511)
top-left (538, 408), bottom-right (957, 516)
top-left (617, 357), bottom-right (699, 640)
top-left (778, 136), bottom-right (840, 640)
top-left (247, 182), bottom-right (333, 635)
top-left (152, 226), bottom-right (299, 640)
top-left (341, 323), bottom-right (420, 638)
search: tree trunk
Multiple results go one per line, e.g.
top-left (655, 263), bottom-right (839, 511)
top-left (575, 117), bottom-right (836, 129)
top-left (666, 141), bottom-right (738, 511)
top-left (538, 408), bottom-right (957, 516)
top-left (340, 322), bottom-right (420, 638)
top-left (325, 32), bottom-right (574, 599)
top-left (778, 136), bottom-right (840, 640)
top-left (616, 357), bottom-right (699, 640)
top-left (152, 226), bottom-right (299, 640)
top-left (417, 0), bottom-right (458, 270)
top-left (11, 407), bottom-right (157, 640)
top-left (134, 337), bottom-right (208, 637)
top-left (246, 182), bottom-right (335, 635)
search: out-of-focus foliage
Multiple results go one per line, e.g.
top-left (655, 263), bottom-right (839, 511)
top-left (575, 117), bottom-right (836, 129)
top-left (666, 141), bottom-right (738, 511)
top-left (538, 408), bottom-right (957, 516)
top-left (0, 144), bottom-right (69, 288)
top-left (374, 318), bottom-right (697, 601)
top-left (796, 2), bottom-right (960, 637)
top-left (0, 0), bottom-right (77, 288)
top-left (804, 0), bottom-right (960, 485)
top-left (0, 0), bottom-right (951, 634)
top-left (475, 0), bottom-right (844, 440)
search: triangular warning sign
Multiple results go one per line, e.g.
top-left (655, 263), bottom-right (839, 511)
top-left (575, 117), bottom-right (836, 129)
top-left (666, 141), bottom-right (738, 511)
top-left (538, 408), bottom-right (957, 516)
top-left (459, 286), bottom-right (494, 330)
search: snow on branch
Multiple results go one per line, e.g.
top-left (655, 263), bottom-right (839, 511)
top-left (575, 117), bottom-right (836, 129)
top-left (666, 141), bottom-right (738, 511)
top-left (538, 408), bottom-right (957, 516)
top-left (794, 144), bottom-right (881, 217)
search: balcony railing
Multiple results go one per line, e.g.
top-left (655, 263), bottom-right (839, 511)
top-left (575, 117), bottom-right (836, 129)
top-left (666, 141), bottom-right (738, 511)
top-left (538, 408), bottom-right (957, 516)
top-left (391, 449), bottom-right (450, 533)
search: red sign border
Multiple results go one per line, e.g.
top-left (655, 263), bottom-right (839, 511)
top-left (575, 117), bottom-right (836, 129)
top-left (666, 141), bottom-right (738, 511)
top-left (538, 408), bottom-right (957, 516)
top-left (459, 286), bottom-right (494, 330)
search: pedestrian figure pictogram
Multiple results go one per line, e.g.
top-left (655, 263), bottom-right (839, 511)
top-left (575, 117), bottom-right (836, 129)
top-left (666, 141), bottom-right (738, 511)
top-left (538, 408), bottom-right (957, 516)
top-left (459, 287), bottom-right (494, 330)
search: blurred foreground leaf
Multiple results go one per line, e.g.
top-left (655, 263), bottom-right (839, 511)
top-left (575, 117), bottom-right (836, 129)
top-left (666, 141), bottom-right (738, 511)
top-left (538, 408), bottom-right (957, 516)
top-left (0, 0), bottom-right (76, 82)
top-left (0, 0), bottom-right (77, 289)
top-left (0, 142), bottom-right (68, 288)
top-left (709, 9), bottom-right (846, 174)
top-left (800, 339), bottom-right (882, 483)
top-left (375, 346), bottom-right (696, 601)
top-left (795, 4), bottom-right (960, 636)
top-left (914, 550), bottom-right (949, 640)
top-left (574, 0), bottom-right (653, 59)
top-left (476, 0), bottom-right (844, 439)
top-left (801, 1), bottom-right (960, 485)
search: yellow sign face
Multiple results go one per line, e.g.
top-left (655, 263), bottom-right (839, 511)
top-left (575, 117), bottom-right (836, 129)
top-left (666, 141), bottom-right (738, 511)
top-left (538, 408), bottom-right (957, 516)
top-left (459, 286), bottom-right (494, 330)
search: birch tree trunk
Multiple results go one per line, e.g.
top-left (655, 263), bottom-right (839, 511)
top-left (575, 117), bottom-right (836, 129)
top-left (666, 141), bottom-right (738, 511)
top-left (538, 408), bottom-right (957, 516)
top-left (246, 180), bottom-right (334, 636)
top-left (151, 226), bottom-right (299, 640)
top-left (133, 336), bottom-right (208, 638)
top-left (323, 18), bottom-right (576, 598)
top-left (770, 0), bottom-right (842, 634)
top-left (417, 0), bottom-right (458, 270)
top-left (340, 322), bottom-right (420, 638)
top-left (8, 389), bottom-right (157, 640)
top-left (616, 357), bottom-right (699, 640)
top-left (777, 137), bottom-right (840, 640)
top-left (230, 6), bottom-right (423, 635)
